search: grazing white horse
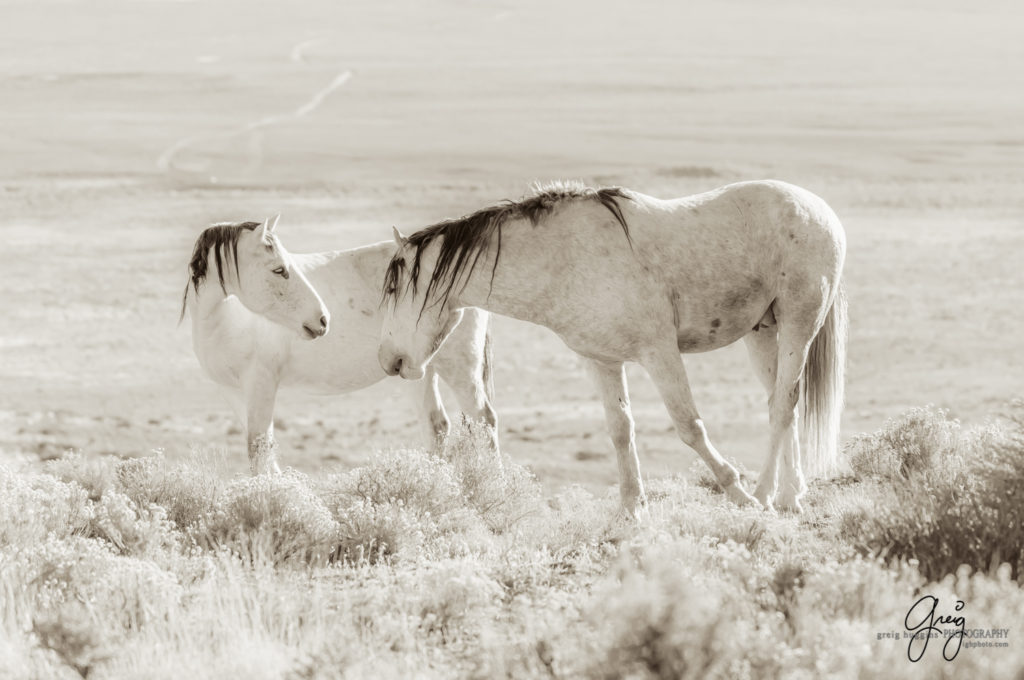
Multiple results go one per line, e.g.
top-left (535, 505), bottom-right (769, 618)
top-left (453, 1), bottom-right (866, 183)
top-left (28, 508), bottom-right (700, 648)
top-left (379, 180), bottom-right (847, 515)
top-left (181, 216), bottom-right (498, 474)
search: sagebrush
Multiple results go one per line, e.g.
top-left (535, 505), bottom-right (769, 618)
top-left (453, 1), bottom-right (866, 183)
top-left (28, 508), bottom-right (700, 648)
top-left (2, 408), bottom-right (1023, 679)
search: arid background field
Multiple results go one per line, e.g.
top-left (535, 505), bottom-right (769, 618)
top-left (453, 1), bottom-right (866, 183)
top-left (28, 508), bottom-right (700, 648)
top-left (2, 0), bottom-right (1023, 677)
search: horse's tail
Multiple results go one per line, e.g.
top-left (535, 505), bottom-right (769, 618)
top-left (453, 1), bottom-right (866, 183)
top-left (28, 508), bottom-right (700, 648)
top-left (482, 316), bottom-right (495, 402)
top-left (801, 282), bottom-right (848, 477)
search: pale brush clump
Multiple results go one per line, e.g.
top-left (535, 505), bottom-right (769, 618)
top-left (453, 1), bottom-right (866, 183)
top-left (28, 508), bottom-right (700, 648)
top-left (88, 489), bottom-right (181, 558)
top-left (321, 422), bottom-right (542, 565)
top-left (45, 451), bottom-right (120, 501)
top-left (115, 453), bottom-right (223, 530)
top-left (438, 420), bottom-right (543, 532)
top-left (842, 401), bottom-right (1024, 580)
top-left (0, 466), bottom-right (93, 545)
top-left (199, 470), bottom-right (339, 566)
top-left (847, 405), bottom-right (962, 479)
top-left (3, 402), bottom-right (1024, 679)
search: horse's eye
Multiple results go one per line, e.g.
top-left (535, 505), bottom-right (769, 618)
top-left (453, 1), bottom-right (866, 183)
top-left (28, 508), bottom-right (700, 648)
top-left (273, 267), bottom-right (289, 279)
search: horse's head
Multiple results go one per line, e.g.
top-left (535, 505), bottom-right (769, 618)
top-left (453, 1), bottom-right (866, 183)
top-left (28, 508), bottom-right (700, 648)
top-left (234, 216), bottom-right (330, 339)
top-left (378, 227), bottom-right (463, 379)
top-left (184, 216), bottom-right (330, 340)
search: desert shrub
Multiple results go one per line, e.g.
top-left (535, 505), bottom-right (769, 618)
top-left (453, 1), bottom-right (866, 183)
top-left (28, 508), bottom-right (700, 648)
top-left (32, 601), bottom-right (112, 678)
top-left (45, 452), bottom-right (119, 501)
top-left (585, 542), bottom-right (767, 680)
top-left (0, 561), bottom-right (77, 680)
top-left (339, 448), bottom-right (466, 518)
top-left (96, 555), bottom-right (352, 680)
top-left (430, 506), bottom-right (496, 558)
top-left (792, 555), bottom-right (921, 626)
top-left (848, 405), bottom-right (961, 480)
top-left (440, 421), bottom-right (543, 532)
top-left (198, 471), bottom-right (338, 566)
top-left (0, 467), bottom-right (93, 545)
top-left (842, 403), bottom-right (1024, 580)
top-left (536, 485), bottom-right (621, 558)
top-left (321, 423), bottom-right (545, 564)
top-left (115, 454), bottom-right (222, 530)
top-left (320, 448), bottom-right (496, 564)
top-left (331, 499), bottom-right (429, 564)
top-left (414, 561), bottom-right (503, 643)
top-left (16, 535), bottom-right (182, 638)
top-left (87, 490), bottom-right (181, 558)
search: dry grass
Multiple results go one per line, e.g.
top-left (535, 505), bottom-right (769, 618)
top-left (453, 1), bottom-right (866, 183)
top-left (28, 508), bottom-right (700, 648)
top-left (2, 410), bottom-right (1024, 679)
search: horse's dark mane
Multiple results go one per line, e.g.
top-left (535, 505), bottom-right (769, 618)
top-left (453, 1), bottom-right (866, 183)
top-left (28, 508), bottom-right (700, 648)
top-left (179, 221), bottom-right (261, 323)
top-left (382, 181), bottom-right (632, 315)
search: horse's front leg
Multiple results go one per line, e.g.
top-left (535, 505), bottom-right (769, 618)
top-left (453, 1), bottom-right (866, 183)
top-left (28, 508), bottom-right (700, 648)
top-left (409, 366), bottom-right (450, 451)
top-left (640, 345), bottom-right (760, 509)
top-left (587, 359), bottom-right (646, 518)
top-left (430, 333), bottom-right (499, 454)
top-left (244, 372), bottom-right (281, 475)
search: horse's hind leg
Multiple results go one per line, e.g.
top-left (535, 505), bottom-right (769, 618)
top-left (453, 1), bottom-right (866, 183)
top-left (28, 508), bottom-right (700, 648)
top-left (761, 304), bottom-right (829, 513)
top-left (641, 346), bottom-right (760, 508)
top-left (587, 359), bottom-right (645, 518)
top-left (743, 324), bottom-right (781, 511)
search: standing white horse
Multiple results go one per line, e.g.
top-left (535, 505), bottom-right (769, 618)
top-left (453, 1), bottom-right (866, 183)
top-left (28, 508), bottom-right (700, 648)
top-left (379, 180), bottom-right (847, 515)
top-left (181, 216), bottom-right (498, 474)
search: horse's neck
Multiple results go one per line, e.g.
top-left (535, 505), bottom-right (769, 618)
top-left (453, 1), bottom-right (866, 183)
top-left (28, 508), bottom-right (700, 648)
top-left (348, 241), bottom-right (395, 289)
top-left (448, 228), bottom-right (557, 324)
top-left (188, 278), bottom-right (233, 323)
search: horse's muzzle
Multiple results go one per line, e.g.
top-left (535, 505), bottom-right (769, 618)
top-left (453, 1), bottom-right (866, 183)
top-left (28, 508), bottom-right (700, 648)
top-left (379, 345), bottom-right (403, 376)
top-left (379, 344), bottom-right (423, 379)
top-left (302, 314), bottom-right (329, 339)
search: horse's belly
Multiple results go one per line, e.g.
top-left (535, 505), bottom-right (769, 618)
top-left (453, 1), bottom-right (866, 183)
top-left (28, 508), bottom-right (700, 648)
top-left (673, 288), bottom-right (774, 354)
top-left (280, 332), bottom-right (386, 395)
top-left (280, 361), bottom-right (385, 395)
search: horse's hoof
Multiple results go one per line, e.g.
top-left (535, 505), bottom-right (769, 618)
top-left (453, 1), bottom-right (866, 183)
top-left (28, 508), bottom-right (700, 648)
top-left (619, 499), bottom-right (650, 523)
top-left (752, 486), bottom-right (774, 510)
top-left (753, 493), bottom-right (771, 507)
top-left (775, 495), bottom-right (804, 514)
top-left (726, 484), bottom-right (762, 510)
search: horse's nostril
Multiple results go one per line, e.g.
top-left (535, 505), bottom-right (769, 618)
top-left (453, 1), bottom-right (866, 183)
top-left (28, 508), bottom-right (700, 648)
top-left (319, 315), bottom-right (328, 329)
top-left (392, 357), bottom-right (403, 375)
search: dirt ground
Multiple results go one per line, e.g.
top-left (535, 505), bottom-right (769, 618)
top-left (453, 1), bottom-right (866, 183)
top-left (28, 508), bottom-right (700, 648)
top-left (2, 0), bottom-right (1022, 494)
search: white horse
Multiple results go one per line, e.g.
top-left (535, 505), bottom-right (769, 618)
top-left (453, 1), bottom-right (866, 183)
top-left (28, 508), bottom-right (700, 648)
top-left (379, 180), bottom-right (847, 515)
top-left (181, 216), bottom-right (498, 474)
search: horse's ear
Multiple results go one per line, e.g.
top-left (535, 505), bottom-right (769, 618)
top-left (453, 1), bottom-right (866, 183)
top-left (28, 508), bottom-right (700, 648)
top-left (392, 226), bottom-right (407, 248)
top-left (258, 214), bottom-right (279, 243)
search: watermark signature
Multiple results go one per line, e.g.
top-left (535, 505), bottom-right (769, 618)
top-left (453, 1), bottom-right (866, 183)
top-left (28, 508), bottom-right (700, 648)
top-left (905, 596), bottom-right (965, 661)
top-left (874, 596), bottom-right (1011, 662)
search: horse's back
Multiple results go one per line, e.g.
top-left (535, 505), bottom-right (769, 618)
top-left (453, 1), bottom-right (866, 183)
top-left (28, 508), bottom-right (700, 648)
top-left (617, 180), bottom-right (845, 352)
